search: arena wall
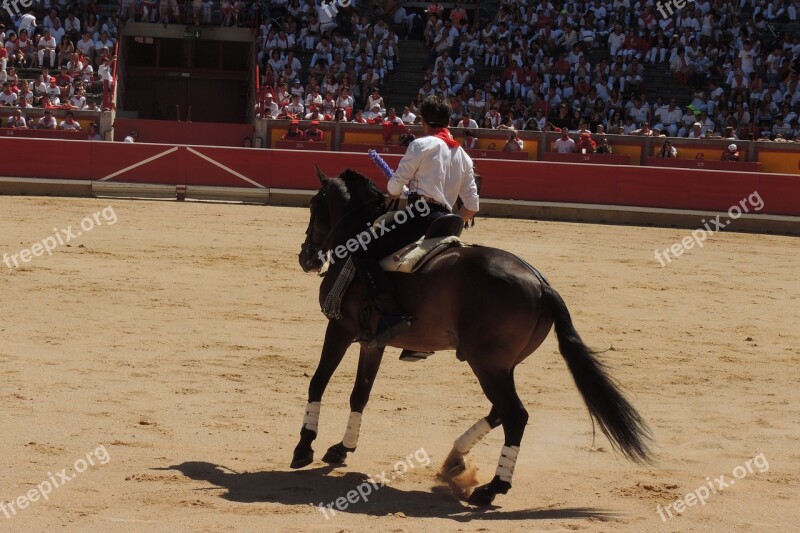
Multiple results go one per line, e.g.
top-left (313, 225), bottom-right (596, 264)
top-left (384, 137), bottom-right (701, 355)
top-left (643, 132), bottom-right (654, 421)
top-left (1, 137), bottom-right (798, 234)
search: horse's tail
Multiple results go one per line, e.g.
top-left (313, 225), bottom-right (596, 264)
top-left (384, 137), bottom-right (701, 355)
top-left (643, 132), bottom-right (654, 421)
top-left (542, 284), bottom-right (653, 464)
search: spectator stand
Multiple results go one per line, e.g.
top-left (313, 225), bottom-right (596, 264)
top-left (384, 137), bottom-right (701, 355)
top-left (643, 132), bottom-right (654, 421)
top-left (258, 118), bottom-right (800, 174)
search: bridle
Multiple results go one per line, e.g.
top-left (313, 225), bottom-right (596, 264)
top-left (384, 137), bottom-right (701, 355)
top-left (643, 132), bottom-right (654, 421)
top-left (301, 181), bottom-right (391, 269)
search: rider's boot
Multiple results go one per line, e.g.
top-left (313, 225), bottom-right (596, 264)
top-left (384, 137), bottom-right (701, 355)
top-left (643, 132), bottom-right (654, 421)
top-left (360, 258), bottom-right (413, 348)
top-left (399, 349), bottom-right (434, 362)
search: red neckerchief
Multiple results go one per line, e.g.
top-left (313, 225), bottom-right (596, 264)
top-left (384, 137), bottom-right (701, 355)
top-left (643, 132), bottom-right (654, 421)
top-left (429, 127), bottom-right (459, 148)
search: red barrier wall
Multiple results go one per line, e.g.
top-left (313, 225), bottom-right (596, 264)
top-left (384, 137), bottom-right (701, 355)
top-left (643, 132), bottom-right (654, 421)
top-left (1, 128), bottom-right (90, 140)
top-left (1, 138), bottom-right (798, 216)
top-left (112, 118), bottom-right (254, 147)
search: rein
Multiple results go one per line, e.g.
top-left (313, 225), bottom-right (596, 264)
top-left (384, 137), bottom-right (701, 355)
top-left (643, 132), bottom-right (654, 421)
top-left (308, 184), bottom-right (389, 253)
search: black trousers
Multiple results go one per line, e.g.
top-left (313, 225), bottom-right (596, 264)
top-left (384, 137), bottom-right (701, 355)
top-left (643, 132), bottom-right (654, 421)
top-left (359, 200), bottom-right (451, 261)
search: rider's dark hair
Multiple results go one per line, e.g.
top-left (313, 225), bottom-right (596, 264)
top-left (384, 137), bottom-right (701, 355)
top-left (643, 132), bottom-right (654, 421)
top-left (420, 95), bottom-right (451, 128)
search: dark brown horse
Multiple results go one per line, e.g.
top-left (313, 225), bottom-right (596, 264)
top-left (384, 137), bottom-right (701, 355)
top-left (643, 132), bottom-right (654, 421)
top-left (293, 167), bottom-right (652, 506)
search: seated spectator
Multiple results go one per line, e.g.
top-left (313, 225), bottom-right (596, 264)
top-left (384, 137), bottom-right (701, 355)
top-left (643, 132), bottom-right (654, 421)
top-left (656, 139), bottom-right (678, 158)
top-left (7, 109), bottom-right (27, 128)
top-left (773, 116), bottom-right (793, 138)
top-left (456, 114), bottom-right (478, 129)
top-left (366, 88), bottom-right (384, 113)
top-left (59, 111), bottom-right (81, 131)
top-left (463, 129), bottom-right (477, 149)
top-left (631, 122), bottom-right (654, 136)
top-left (364, 103), bottom-right (383, 122)
top-left (282, 119), bottom-right (304, 139)
top-left (486, 105), bottom-right (503, 129)
top-left (595, 137), bottom-right (613, 154)
top-left (70, 88), bottom-right (86, 110)
top-left (721, 144), bottom-right (740, 161)
top-left (654, 99), bottom-right (682, 137)
top-left (285, 94), bottom-right (305, 117)
top-left (401, 106), bottom-right (416, 124)
top-left (304, 120), bottom-right (323, 141)
top-left (351, 109), bottom-right (367, 123)
top-left (260, 93), bottom-right (280, 119)
top-left (503, 131), bottom-right (523, 152)
top-left (688, 121), bottom-right (704, 138)
top-left (576, 132), bottom-right (596, 153)
top-left (38, 110), bottom-right (57, 129)
top-left (553, 130), bottom-right (576, 153)
top-left (0, 82), bottom-right (17, 106)
top-left (87, 122), bottom-right (101, 141)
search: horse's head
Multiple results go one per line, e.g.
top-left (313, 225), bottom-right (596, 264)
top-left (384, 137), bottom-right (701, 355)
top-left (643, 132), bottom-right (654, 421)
top-left (298, 164), bottom-right (387, 273)
top-left (299, 164), bottom-right (332, 272)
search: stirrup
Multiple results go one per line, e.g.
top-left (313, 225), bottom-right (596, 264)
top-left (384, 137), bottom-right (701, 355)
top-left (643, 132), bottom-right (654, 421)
top-left (399, 349), bottom-right (434, 362)
top-left (367, 314), bottom-right (412, 348)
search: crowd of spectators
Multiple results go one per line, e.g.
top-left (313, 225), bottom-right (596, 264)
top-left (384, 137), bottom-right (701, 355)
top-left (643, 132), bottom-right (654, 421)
top-left (117, 0), bottom-right (261, 27)
top-left (411, 0), bottom-right (800, 143)
top-left (1, 2), bottom-right (118, 118)
top-left (255, 0), bottom-right (409, 125)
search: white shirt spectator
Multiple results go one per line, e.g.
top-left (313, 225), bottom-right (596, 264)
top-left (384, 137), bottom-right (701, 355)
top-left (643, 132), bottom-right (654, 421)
top-left (76, 36), bottom-right (95, 57)
top-left (401, 111), bottom-right (416, 124)
top-left (0, 90), bottom-right (18, 106)
top-left (738, 47), bottom-right (755, 75)
top-left (60, 119), bottom-right (81, 130)
top-left (18, 13), bottom-right (37, 35)
top-left (553, 136), bottom-right (576, 153)
top-left (65, 16), bottom-right (81, 34)
top-left (39, 115), bottom-right (57, 129)
top-left (70, 94), bottom-right (86, 109)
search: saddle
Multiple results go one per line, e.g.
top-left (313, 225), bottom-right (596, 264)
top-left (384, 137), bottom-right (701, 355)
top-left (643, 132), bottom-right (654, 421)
top-left (378, 214), bottom-right (465, 273)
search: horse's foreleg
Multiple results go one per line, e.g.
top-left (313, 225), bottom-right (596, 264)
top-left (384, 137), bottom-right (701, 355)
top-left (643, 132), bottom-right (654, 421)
top-left (290, 321), bottom-right (353, 469)
top-left (322, 344), bottom-right (385, 464)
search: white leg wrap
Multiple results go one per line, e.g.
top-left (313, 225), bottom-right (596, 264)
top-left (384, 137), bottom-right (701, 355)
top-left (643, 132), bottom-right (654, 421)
top-left (302, 402), bottom-right (321, 432)
top-left (495, 445), bottom-right (520, 483)
top-left (454, 418), bottom-right (492, 454)
top-left (342, 411), bottom-right (362, 449)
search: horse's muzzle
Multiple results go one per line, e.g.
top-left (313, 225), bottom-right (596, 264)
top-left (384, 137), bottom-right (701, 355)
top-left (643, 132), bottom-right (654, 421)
top-left (299, 242), bottom-right (322, 273)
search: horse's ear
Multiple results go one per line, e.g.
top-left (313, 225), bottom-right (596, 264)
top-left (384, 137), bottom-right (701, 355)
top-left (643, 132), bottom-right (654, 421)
top-left (313, 163), bottom-right (328, 185)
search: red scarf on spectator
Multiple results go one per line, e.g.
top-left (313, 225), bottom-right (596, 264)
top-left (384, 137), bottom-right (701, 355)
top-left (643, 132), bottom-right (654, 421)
top-left (429, 127), bottom-right (459, 148)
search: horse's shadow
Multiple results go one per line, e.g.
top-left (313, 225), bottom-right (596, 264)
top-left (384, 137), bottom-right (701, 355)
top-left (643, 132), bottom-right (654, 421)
top-left (161, 461), bottom-right (617, 522)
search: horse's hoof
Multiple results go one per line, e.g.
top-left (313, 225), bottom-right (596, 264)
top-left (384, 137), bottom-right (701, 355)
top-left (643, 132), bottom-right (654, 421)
top-left (290, 444), bottom-right (314, 469)
top-left (466, 477), bottom-right (511, 506)
top-left (466, 483), bottom-right (496, 506)
top-left (322, 442), bottom-right (355, 464)
top-left (441, 450), bottom-right (467, 478)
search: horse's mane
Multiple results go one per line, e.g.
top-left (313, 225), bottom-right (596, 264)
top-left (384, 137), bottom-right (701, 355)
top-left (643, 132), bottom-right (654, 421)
top-left (330, 169), bottom-right (387, 221)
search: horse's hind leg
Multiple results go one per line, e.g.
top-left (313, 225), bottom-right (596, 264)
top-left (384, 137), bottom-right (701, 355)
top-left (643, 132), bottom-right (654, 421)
top-left (465, 364), bottom-right (529, 506)
top-left (291, 321), bottom-right (353, 469)
top-left (441, 406), bottom-right (502, 479)
top-left (322, 344), bottom-right (385, 464)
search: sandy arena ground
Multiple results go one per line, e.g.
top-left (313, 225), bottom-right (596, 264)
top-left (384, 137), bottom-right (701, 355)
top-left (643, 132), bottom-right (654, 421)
top-left (0, 195), bottom-right (798, 532)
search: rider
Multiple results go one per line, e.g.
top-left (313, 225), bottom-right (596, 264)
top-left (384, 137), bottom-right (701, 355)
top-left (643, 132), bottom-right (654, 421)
top-left (355, 95), bottom-right (479, 353)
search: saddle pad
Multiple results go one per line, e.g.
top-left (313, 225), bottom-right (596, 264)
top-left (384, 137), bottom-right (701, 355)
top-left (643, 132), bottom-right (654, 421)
top-left (380, 236), bottom-right (461, 273)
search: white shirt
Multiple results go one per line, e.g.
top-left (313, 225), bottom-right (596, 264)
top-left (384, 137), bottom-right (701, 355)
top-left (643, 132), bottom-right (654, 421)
top-left (554, 137), bottom-right (576, 153)
top-left (19, 14), bottom-right (37, 34)
top-left (388, 135), bottom-right (479, 212)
